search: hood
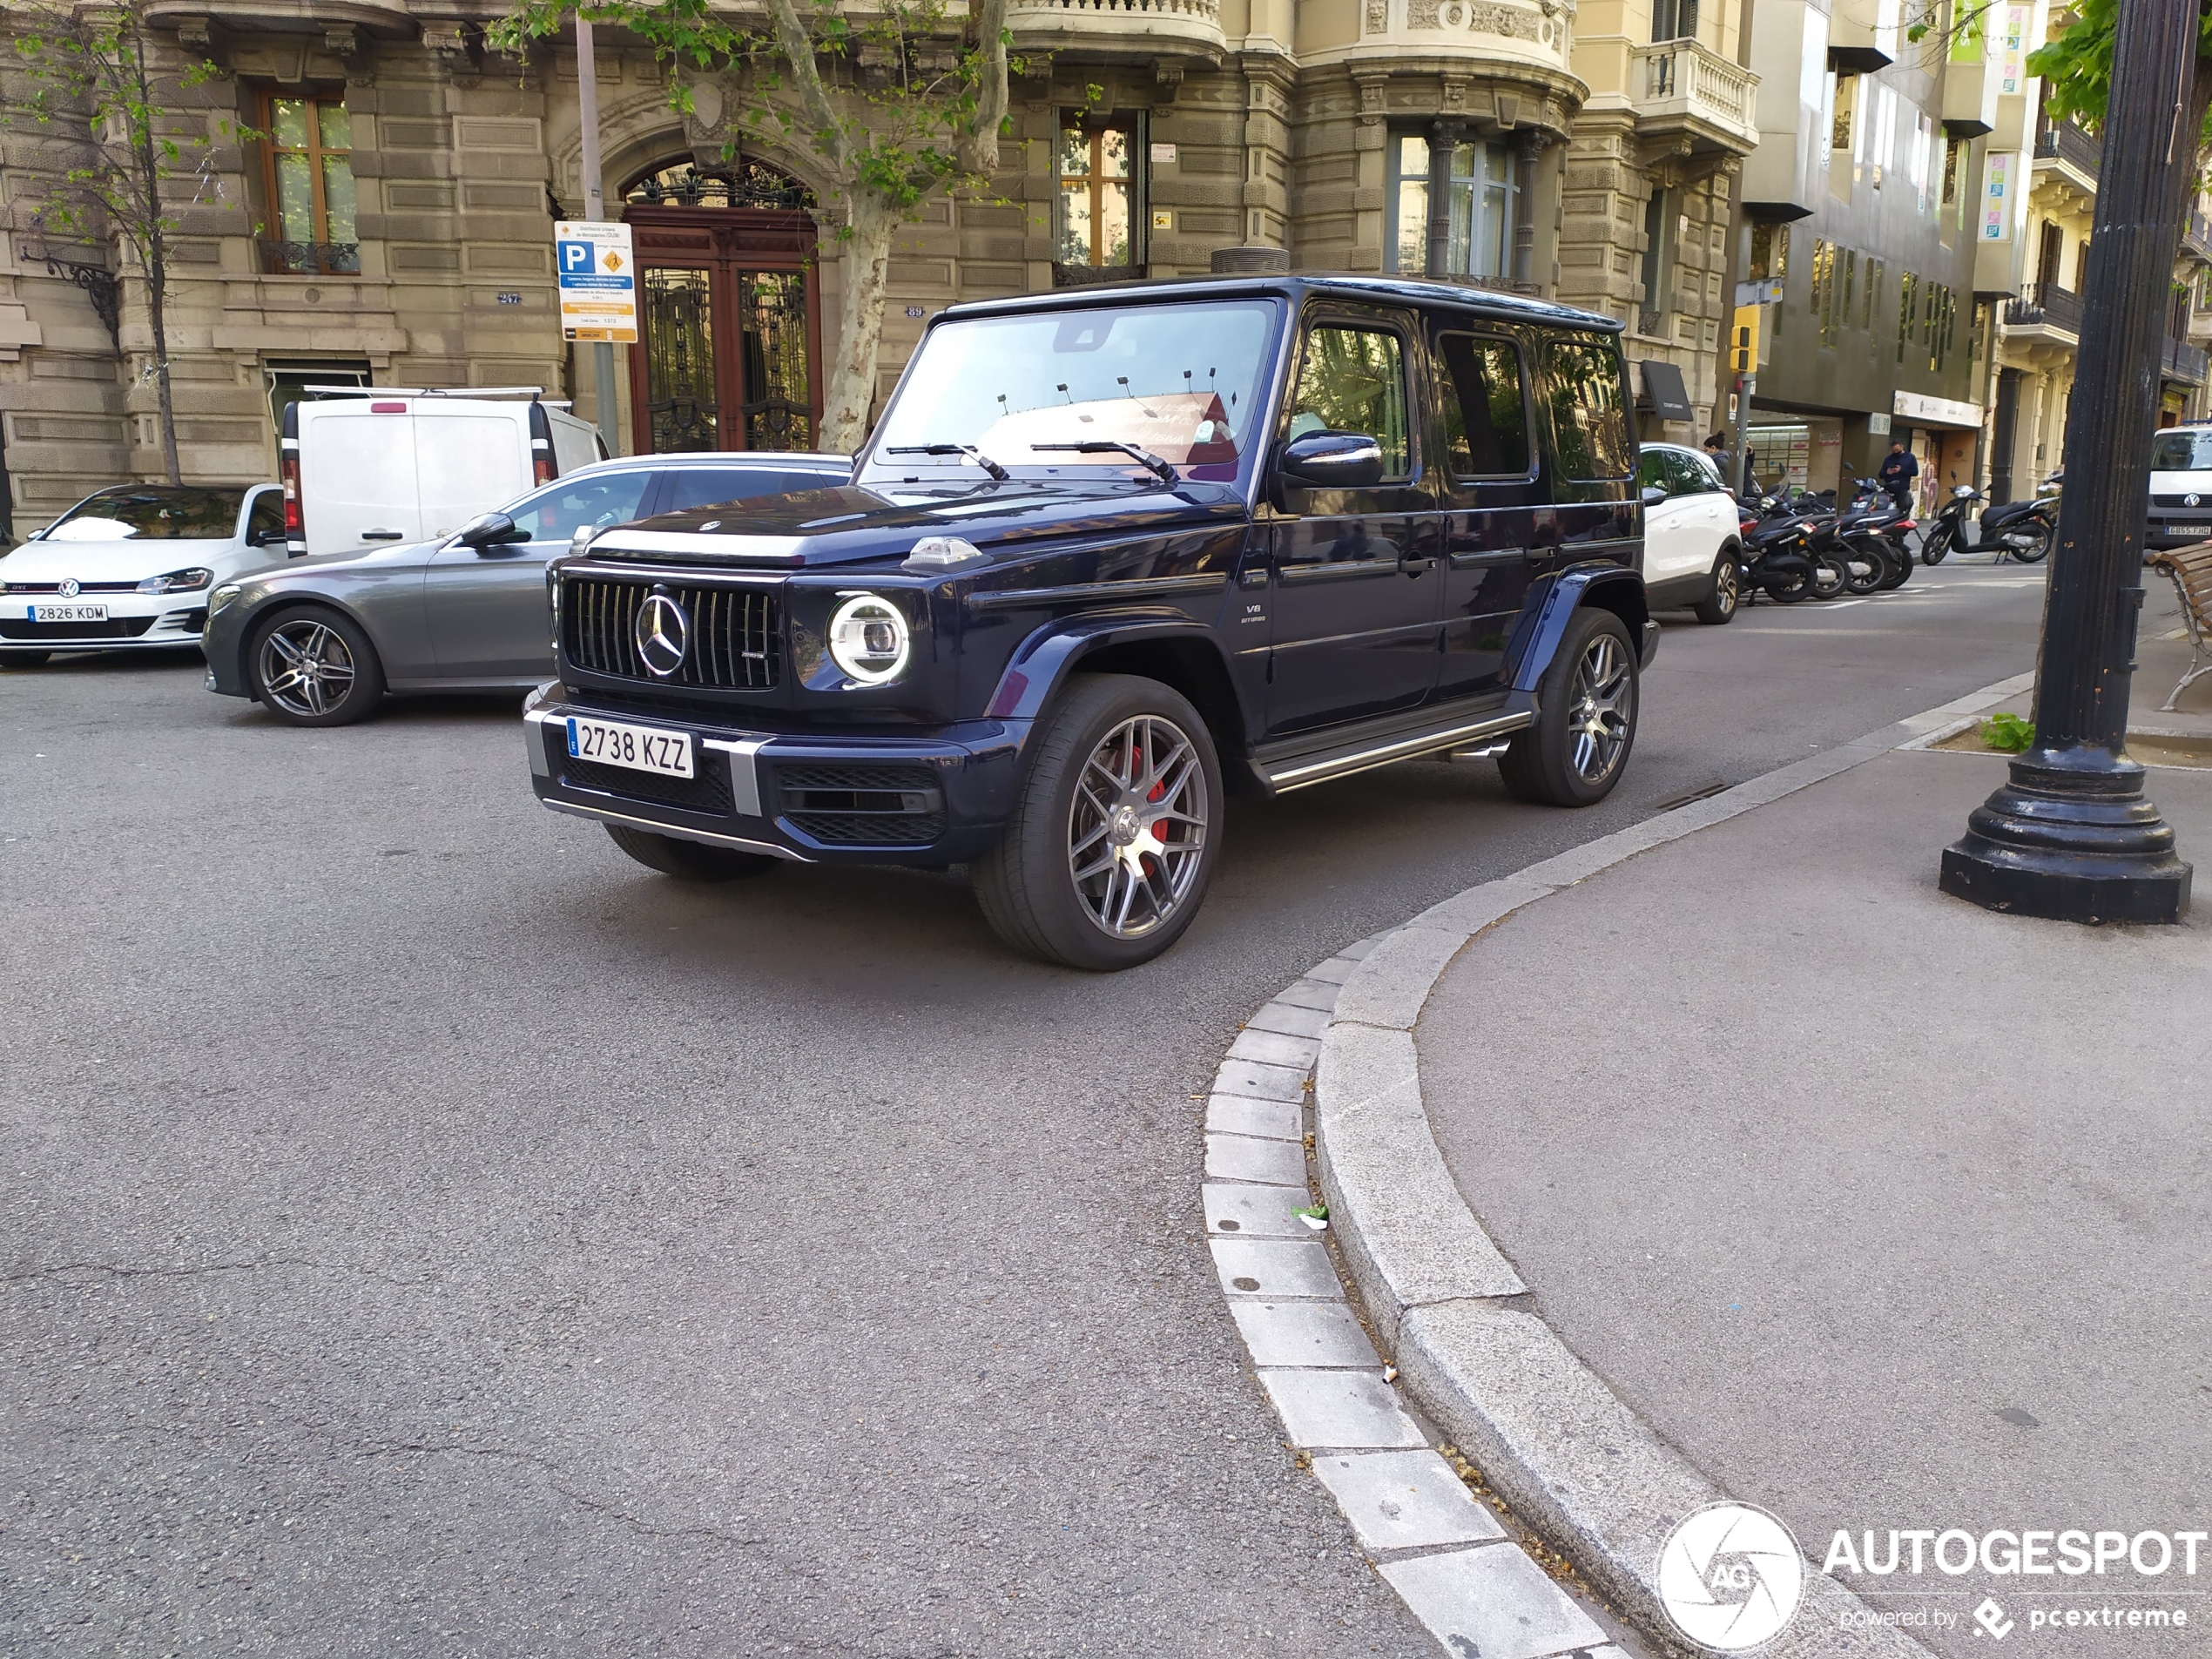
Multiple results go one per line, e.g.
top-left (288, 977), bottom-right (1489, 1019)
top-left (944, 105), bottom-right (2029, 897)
top-left (0, 535), bottom-right (239, 583)
top-left (237, 538), bottom-right (446, 583)
top-left (582, 481), bottom-right (1248, 570)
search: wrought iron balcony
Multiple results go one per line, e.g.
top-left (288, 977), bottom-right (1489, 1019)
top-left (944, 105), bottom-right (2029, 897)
top-left (1630, 37), bottom-right (1760, 152)
top-left (2033, 120), bottom-right (2101, 180)
top-left (2003, 281), bottom-right (2083, 341)
top-left (2163, 335), bottom-right (2209, 388)
top-left (1004, 0), bottom-right (1225, 60)
top-left (260, 239), bottom-right (361, 277)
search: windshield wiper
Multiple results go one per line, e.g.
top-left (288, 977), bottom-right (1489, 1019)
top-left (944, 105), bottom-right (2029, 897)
top-left (1030, 441), bottom-right (1180, 485)
top-left (885, 442), bottom-right (1010, 482)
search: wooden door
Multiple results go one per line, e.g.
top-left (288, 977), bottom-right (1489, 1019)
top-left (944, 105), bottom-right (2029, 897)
top-left (624, 203), bottom-right (823, 454)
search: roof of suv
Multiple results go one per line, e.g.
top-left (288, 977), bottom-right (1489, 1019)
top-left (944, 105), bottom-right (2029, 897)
top-left (939, 273), bottom-right (1622, 334)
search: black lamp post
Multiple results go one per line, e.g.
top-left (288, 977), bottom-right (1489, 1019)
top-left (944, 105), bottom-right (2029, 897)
top-left (1940, 0), bottom-right (2199, 923)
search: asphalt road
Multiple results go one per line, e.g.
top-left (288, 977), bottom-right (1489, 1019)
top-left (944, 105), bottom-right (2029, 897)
top-left (0, 560), bottom-right (2049, 1656)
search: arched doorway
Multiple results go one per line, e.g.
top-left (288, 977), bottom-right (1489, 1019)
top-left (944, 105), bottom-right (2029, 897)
top-left (622, 159), bottom-right (822, 454)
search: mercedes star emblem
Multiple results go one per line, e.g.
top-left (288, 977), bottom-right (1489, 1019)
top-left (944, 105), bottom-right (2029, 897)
top-left (58, 577), bottom-right (80, 597)
top-left (634, 587), bottom-right (690, 678)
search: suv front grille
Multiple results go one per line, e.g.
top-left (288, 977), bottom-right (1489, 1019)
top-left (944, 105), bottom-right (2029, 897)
top-left (775, 762), bottom-right (946, 846)
top-left (563, 577), bottom-right (781, 691)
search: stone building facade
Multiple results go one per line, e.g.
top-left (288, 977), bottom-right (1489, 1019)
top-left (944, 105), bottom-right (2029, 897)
top-left (0, 0), bottom-right (1758, 529)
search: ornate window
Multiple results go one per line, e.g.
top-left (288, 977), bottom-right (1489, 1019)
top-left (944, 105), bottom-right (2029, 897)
top-left (623, 159), bottom-right (813, 211)
top-left (260, 92), bottom-right (357, 275)
top-left (1385, 133), bottom-right (1516, 281)
top-left (1057, 115), bottom-right (1141, 269)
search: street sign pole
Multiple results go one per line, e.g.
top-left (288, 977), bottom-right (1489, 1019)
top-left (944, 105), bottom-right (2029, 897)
top-left (1939, 0), bottom-right (2195, 922)
top-left (577, 17), bottom-right (619, 455)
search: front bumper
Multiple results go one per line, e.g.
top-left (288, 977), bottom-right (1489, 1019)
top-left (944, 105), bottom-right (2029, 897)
top-left (2145, 512), bottom-right (2212, 550)
top-left (1, 596), bottom-right (210, 653)
top-left (522, 683), bottom-right (1029, 867)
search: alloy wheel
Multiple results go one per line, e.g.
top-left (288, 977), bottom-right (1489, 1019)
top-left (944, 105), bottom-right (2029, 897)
top-left (1567, 633), bottom-right (1634, 785)
top-left (257, 617), bottom-right (357, 718)
top-left (1714, 563), bottom-right (1738, 617)
top-left (1067, 712), bottom-right (1209, 940)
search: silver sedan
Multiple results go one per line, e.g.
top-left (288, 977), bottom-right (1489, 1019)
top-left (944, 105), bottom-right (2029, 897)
top-left (201, 451), bottom-right (849, 725)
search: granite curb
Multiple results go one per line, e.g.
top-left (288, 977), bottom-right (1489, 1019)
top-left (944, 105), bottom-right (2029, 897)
top-left (1306, 671), bottom-right (2038, 1658)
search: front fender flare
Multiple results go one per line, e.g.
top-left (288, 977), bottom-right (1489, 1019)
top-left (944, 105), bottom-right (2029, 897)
top-left (984, 610), bottom-right (1235, 723)
top-left (1504, 563), bottom-right (1656, 694)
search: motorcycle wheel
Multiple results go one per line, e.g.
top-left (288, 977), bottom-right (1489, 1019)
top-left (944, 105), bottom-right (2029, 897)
top-left (1808, 550), bottom-right (1850, 600)
top-left (1765, 565), bottom-right (1811, 604)
top-left (1841, 538), bottom-right (1886, 596)
top-left (2011, 523), bottom-right (2052, 564)
top-left (1877, 540), bottom-right (1914, 590)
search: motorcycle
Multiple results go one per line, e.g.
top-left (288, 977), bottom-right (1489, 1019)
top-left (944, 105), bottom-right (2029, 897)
top-left (1735, 494), bottom-right (1845, 603)
top-left (1834, 479), bottom-right (1916, 592)
top-left (1920, 475), bottom-right (2056, 565)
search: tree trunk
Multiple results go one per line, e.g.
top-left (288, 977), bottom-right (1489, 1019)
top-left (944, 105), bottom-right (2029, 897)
top-left (819, 192), bottom-right (896, 455)
top-left (145, 240), bottom-right (181, 485)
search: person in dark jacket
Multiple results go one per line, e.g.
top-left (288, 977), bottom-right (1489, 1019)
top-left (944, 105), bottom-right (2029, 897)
top-left (1878, 441), bottom-right (1919, 509)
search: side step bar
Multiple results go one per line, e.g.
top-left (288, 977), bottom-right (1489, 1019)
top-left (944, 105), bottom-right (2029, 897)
top-left (1254, 705), bottom-right (1534, 795)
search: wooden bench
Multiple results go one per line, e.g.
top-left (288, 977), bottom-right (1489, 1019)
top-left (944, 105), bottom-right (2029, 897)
top-left (2147, 542), bottom-right (2212, 711)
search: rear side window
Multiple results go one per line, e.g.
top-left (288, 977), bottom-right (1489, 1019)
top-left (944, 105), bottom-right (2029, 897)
top-left (1286, 327), bottom-right (1412, 478)
top-left (1543, 339), bottom-right (1633, 481)
top-left (661, 469), bottom-right (839, 512)
top-left (247, 490), bottom-right (285, 538)
top-left (1436, 334), bottom-right (1530, 479)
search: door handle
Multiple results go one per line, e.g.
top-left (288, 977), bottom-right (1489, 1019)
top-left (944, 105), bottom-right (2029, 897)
top-left (1401, 556), bottom-right (1436, 575)
top-left (361, 529), bottom-right (405, 542)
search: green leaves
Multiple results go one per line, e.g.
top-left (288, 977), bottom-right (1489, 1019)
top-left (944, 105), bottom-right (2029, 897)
top-left (2027, 0), bottom-right (2212, 138)
top-left (1983, 711), bottom-right (2036, 752)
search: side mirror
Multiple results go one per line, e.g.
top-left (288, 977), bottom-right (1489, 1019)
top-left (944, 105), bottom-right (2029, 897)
top-left (1640, 485), bottom-right (1668, 508)
top-left (455, 511), bottom-right (524, 550)
top-left (1277, 430), bottom-right (1384, 490)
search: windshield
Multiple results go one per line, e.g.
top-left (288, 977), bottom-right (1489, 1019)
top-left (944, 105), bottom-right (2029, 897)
top-left (862, 299), bottom-right (1283, 487)
top-left (45, 487), bottom-right (245, 541)
top-left (2150, 430), bottom-right (2212, 472)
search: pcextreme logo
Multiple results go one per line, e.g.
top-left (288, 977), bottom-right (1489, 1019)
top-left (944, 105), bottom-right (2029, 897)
top-left (1657, 1502), bottom-right (1807, 1651)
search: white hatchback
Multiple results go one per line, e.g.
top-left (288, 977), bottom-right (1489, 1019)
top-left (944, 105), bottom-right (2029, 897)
top-left (0, 483), bottom-right (285, 664)
top-left (1636, 443), bottom-right (1743, 624)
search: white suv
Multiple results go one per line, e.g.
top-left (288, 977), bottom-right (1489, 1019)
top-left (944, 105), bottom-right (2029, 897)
top-left (1636, 443), bottom-right (1741, 624)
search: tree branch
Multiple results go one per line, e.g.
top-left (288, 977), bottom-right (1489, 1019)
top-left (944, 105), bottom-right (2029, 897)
top-left (759, 0), bottom-right (851, 173)
top-left (955, 0), bottom-right (1009, 175)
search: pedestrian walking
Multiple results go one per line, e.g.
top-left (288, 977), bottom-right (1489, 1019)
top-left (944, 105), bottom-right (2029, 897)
top-left (1878, 440), bottom-right (1919, 511)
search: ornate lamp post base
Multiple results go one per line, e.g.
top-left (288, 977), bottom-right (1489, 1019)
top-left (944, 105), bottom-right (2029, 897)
top-left (1940, 753), bottom-right (2192, 923)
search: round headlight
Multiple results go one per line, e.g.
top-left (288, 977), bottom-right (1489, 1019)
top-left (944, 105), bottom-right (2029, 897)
top-left (826, 593), bottom-right (910, 685)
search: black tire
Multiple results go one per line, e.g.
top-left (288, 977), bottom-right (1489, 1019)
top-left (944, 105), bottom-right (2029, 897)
top-left (1807, 550), bottom-right (1850, 599)
top-left (1764, 561), bottom-right (1811, 604)
top-left (1921, 528), bottom-right (1950, 566)
top-left (972, 672), bottom-right (1223, 971)
top-left (2010, 523), bottom-right (2052, 564)
top-left (0, 651), bottom-right (51, 667)
top-left (604, 824), bottom-right (776, 881)
top-left (1877, 537), bottom-right (1914, 590)
top-left (1691, 550), bottom-right (1740, 624)
top-left (247, 605), bottom-right (385, 725)
top-left (1840, 536), bottom-right (1888, 596)
top-left (1498, 608), bottom-right (1640, 808)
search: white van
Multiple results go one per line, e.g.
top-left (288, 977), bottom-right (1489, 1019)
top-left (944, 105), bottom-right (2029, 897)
top-left (281, 387), bottom-right (605, 557)
top-left (2147, 422), bottom-right (2212, 551)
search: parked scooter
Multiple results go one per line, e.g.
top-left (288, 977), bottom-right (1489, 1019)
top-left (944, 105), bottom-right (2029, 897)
top-left (1835, 476), bottom-right (1916, 592)
top-left (1735, 491), bottom-right (1845, 603)
top-left (1919, 473), bottom-right (2057, 564)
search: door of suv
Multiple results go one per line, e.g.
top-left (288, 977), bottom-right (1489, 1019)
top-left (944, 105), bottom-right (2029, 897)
top-left (1432, 328), bottom-right (1540, 702)
top-left (1262, 313), bottom-right (1440, 737)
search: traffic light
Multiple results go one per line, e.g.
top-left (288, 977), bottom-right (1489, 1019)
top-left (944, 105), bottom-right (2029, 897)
top-left (1731, 304), bottom-right (1761, 373)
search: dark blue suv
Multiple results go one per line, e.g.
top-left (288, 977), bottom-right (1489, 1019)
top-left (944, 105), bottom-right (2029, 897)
top-left (525, 274), bottom-right (1653, 968)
